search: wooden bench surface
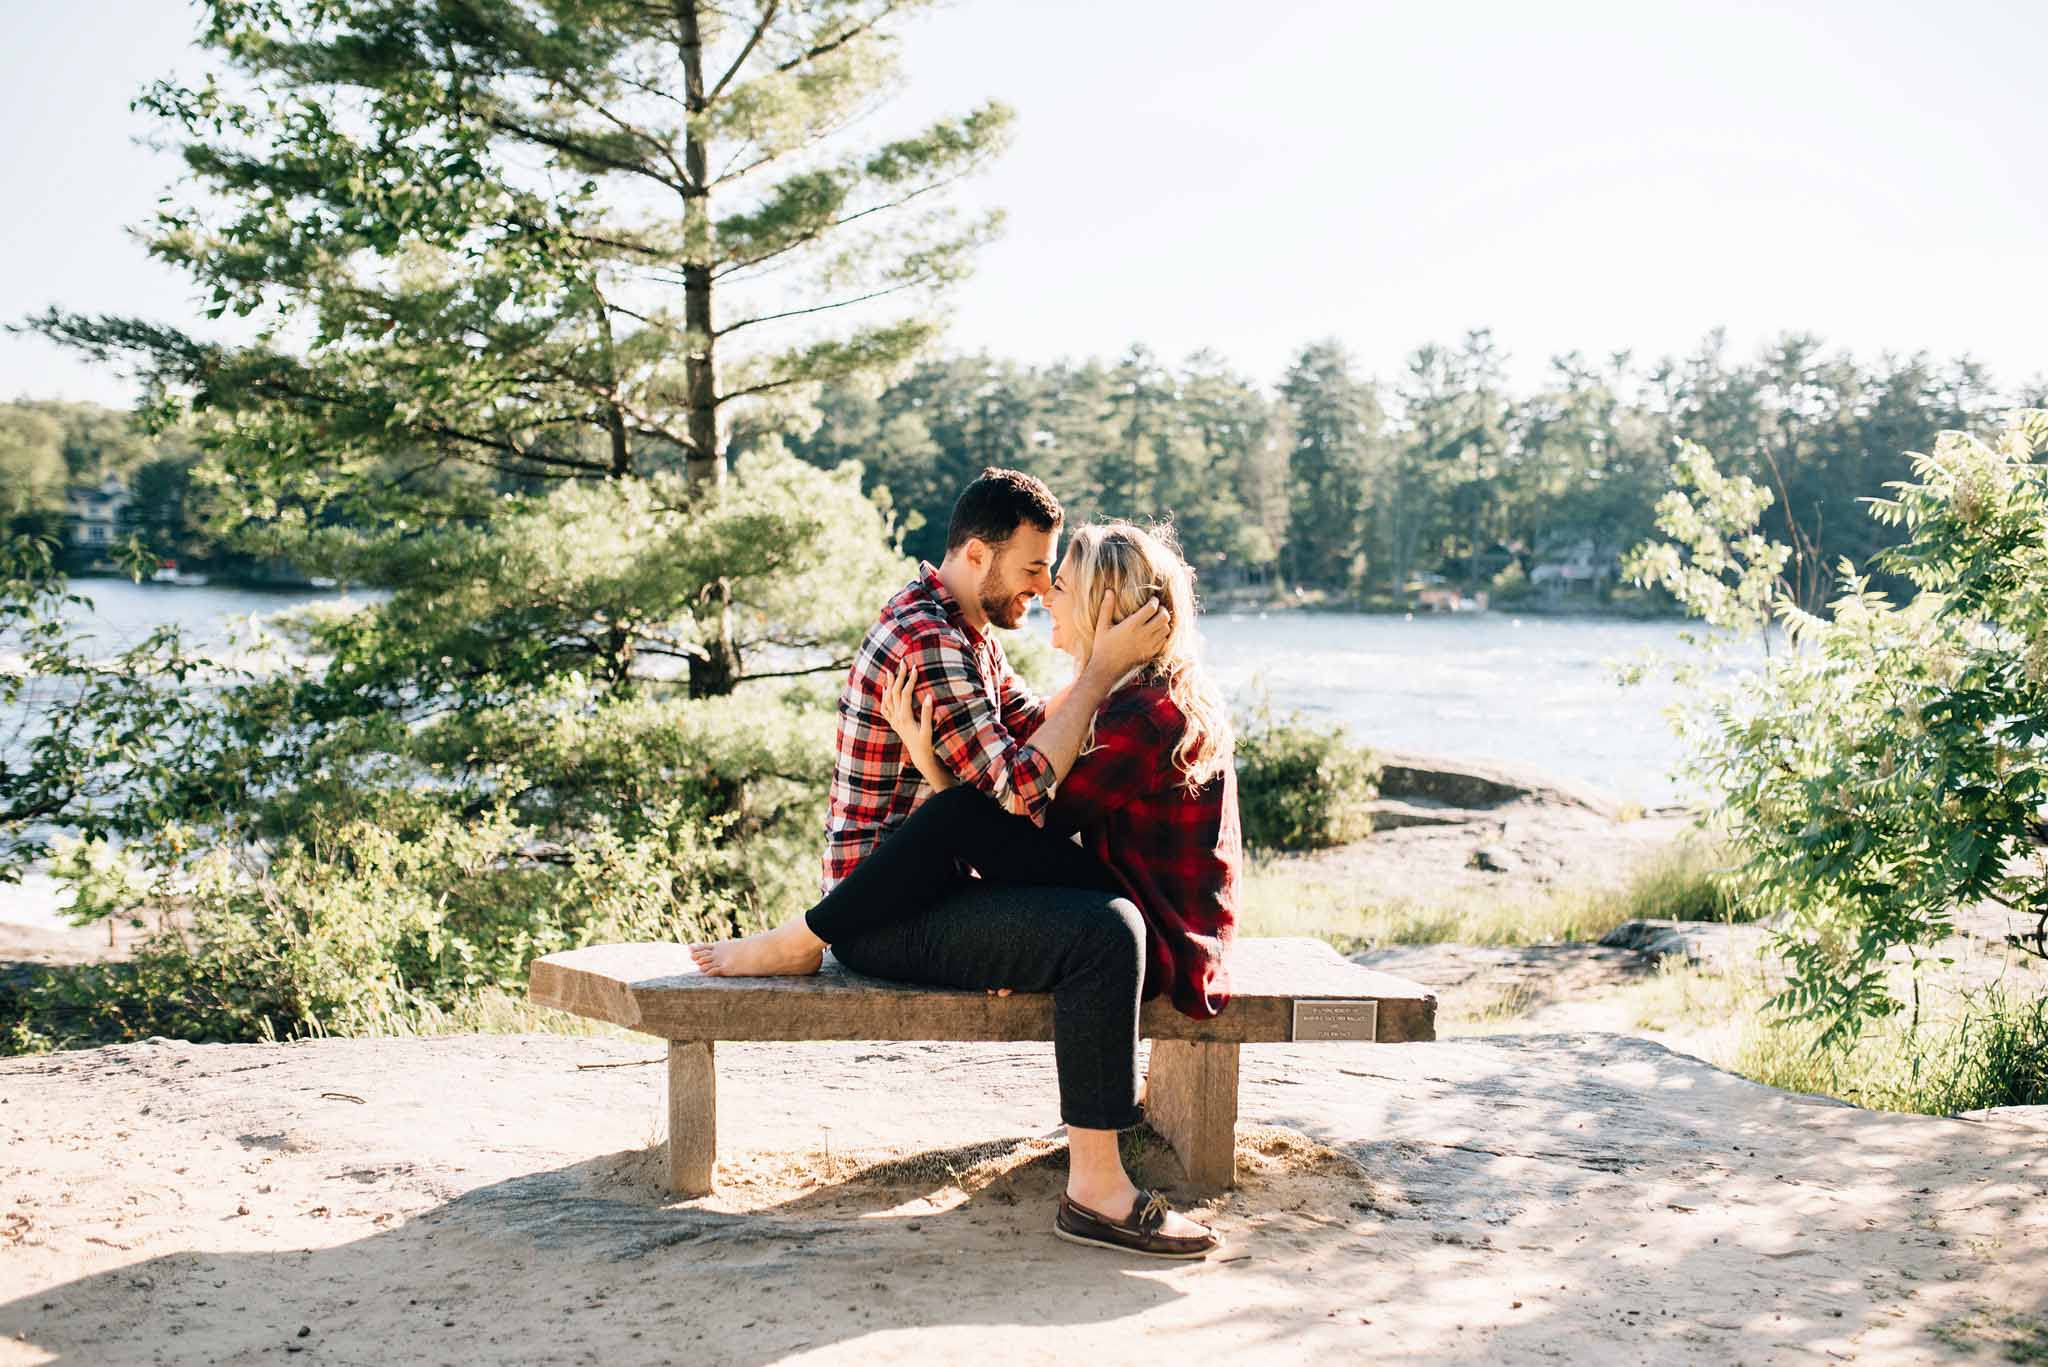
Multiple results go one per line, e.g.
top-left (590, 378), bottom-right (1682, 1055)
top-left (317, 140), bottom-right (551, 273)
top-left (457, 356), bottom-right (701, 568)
top-left (529, 936), bottom-right (1435, 1044)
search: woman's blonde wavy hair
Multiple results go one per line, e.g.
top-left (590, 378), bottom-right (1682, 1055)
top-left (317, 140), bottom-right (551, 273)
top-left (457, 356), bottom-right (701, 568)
top-left (1062, 520), bottom-right (1233, 792)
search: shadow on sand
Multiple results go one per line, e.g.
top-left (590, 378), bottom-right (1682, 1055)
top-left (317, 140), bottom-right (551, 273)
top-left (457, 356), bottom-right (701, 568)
top-left (7, 1034), bottom-right (2045, 1365)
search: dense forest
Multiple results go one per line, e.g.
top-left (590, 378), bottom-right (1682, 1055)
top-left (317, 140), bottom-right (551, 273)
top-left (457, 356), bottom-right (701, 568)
top-left (13, 329), bottom-right (2038, 606)
top-left (779, 330), bottom-right (2041, 610)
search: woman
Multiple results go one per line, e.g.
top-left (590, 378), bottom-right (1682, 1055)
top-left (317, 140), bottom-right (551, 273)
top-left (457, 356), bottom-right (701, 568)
top-left (880, 519), bottom-right (1241, 1023)
top-left (694, 521), bottom-right (1241, 1257)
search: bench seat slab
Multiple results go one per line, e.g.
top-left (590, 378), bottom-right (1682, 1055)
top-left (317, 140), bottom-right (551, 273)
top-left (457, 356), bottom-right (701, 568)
top-left (531, 937), bottom-right (1435, 1044)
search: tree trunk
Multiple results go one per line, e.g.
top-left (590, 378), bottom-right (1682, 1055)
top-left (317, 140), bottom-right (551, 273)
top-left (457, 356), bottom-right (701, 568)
top-left (592, 280), bottom-right (633, 479)
top-left (676, 0), bottom-right (724, 492)
top-left (676, 0), bottom-right (741, 697)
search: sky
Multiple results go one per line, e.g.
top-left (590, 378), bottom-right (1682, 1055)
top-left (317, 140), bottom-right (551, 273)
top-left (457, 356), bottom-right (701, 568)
top-left (3, 0), bottom-right (2044, 408)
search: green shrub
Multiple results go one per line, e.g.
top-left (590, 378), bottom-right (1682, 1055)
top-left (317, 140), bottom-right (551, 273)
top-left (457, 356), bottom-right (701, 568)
top-left (1729, 984), bottom-right (2048, 1115)
top-left (1489, 559), bottom-right (1536, 606)
top-left (7, 801), bottom-right (747, 1054)
top-left (1233, 704), bottom-right (1379, 852)
top-left (1627, 411), bottom-right (2048, 1043)
top-left (6, 453), bottom-right (895, 1056)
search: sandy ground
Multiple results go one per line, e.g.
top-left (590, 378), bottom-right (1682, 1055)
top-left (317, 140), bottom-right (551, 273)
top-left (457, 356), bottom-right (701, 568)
top-left (6, 774), bottom-right (2045, 1363)
top-left (4, 1032), bottom-right (2045, 1366)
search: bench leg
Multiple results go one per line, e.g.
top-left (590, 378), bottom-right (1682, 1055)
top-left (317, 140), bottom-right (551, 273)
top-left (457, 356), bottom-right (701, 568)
top-left (1144, 1039), bottom-right (1239, 1189)
top-left (666, 1040), bottom-right (716, 1197)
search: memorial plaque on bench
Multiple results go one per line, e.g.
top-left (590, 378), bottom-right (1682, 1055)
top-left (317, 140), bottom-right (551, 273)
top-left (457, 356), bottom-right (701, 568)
top-left (1291, 999), bottom-right (1378, 1041)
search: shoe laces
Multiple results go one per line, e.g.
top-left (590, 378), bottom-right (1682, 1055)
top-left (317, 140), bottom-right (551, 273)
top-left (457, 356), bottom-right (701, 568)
top-left (1137, 1190), bottom-right (1170, 1230)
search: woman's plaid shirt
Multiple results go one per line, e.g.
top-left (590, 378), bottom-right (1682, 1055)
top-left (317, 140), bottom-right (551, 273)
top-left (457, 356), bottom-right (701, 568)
top-left (1048, 682), bottom-right (1242, 1021)
top-left (822, 564), bottom-right (1051, 891)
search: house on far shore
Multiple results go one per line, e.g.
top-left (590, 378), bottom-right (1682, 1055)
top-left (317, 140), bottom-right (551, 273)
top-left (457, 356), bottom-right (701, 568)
top-left (1529, 539), bottom-right (1618, 597)
top-left (65, 475), bottom-right (132, 557)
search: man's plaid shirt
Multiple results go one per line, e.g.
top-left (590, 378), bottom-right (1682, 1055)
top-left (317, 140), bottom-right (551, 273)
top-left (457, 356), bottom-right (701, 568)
top-left (1047, 682), bottom-right (1241, 1021)
top-left (822, 563), bottom-right (1051, 891)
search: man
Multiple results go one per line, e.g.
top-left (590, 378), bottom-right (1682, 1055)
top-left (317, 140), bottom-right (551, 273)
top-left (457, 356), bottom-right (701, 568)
top-left (820, 467), bottom-right (1169, 887)
top-left (695, 465), bottom-right (1169, 968)
top-left (692, 467), bottom-right (1220, 1257)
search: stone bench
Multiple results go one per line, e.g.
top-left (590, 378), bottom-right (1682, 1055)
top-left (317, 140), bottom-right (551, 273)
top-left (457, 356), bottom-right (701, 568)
top-left (528, 936), bottom-right (1437, 1195)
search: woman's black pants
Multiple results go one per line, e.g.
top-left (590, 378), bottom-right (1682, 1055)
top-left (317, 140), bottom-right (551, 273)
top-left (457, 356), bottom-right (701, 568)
top-left (804, 787), bottom-right (1144, 1132)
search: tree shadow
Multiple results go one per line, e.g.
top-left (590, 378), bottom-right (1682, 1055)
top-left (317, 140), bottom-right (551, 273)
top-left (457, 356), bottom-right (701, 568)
top-left (4, 1129), bottom-right (1208, 1365)
top-left (5, 1033), bottom-right (2042, 1365)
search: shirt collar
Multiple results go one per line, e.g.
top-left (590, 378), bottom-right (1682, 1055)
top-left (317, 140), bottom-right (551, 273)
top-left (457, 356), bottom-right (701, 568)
top-left (919, 560), bottom-right (986, 647)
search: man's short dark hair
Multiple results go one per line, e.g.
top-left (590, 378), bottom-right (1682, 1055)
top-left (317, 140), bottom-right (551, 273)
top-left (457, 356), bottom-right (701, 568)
top-left (945, 467), bottom-right (1063, 553)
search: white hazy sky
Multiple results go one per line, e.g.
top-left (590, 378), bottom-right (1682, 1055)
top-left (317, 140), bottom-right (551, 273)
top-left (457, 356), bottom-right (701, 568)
top-left (4, 0), bottom-right (2044, 407)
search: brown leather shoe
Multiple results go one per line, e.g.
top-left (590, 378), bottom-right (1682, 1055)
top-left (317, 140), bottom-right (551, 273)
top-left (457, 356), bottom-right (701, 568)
top-left (1054, 1188), bottom-right (1221, 1260)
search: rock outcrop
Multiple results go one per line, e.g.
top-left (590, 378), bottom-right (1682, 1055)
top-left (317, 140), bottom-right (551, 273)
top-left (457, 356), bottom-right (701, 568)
top-left (1373, 749), bottom-right (1633, 822)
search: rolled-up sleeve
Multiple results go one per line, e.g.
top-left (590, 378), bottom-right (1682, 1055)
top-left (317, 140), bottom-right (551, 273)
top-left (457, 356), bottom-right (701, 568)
top-left (910, 631), bottom-right (1056, 821)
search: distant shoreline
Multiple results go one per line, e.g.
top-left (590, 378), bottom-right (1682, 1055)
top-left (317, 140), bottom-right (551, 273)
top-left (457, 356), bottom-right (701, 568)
top-left (1197, 585), bottom-right (1686, 621)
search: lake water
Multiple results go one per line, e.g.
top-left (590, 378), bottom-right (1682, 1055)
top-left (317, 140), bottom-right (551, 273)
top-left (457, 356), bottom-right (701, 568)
top-left (1190, 610), bottom-right (1707, 805)
top-left (4, 580), bottom-right (1716, 927)
top-left (38, 577), bottom-right (373, 657)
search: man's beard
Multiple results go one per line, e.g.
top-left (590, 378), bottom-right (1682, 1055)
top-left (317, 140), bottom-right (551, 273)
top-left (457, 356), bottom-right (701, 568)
top-left (979, 575), bottom-right (1030, 629)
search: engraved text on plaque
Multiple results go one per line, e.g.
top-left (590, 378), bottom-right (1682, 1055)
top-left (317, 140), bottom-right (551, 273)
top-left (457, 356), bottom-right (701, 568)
top-left (1291, 999), bottom-right (1379, 1042)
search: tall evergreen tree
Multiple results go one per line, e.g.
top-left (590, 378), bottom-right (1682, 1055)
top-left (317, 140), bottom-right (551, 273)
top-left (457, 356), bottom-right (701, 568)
top-left (31, 0), bottom-right (1009, 694)
top-left (1179, 350), bottom-right (1286, 584)
top-left (1099, 343), bottom-right (1180, 519)
top-left (1280, 341), bottom-right (1380, 590)
top-left (1440, 329), bottom-right (1512, 594)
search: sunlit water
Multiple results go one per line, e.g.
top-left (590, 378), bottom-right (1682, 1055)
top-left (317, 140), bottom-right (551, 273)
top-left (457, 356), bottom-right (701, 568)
top-left (3, 579), bottom-right (367, 929)
top-left (5, 582), bottom-right (1722, 927)
top-left (1188, 611), bottom-right (1711, 805)
top-left (36, 577), bottom-right (371, 658)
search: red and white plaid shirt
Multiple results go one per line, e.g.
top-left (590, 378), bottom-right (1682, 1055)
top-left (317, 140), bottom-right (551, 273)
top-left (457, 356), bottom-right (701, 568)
top-left (822, 563), bottom-right (1051, 891)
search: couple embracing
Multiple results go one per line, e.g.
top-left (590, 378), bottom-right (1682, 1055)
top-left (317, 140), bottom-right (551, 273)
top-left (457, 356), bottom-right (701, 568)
top-left (691, 467), bottom-right (1241, 1259)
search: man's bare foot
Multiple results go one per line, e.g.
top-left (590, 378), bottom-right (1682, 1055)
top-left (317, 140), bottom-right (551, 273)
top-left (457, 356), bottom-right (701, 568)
top-left (688, 919), bottom-right (826, 977)
top-left (1064, 1176), bottom-right (1214, 1241)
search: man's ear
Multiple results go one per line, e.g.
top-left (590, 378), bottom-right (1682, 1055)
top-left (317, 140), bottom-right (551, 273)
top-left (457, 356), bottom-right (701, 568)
top-left (961, 536), bottom-right (990, 576)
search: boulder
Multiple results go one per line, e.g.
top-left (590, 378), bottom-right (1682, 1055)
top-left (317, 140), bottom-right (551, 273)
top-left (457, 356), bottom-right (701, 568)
top-left (1374, 749), bottom-right (1627, 819)
top-left (1599, 918), bottom-right (1776, 968)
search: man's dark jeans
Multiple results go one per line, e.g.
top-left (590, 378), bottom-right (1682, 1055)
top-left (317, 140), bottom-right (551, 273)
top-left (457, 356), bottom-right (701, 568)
top-left (808, 788), bottom-right (1146, 1132)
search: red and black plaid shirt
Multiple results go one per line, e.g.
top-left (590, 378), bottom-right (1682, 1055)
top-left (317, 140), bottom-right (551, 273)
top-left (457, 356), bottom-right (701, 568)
top-left (823, 563), bottom-right (1051, 891)
top-left (1047, 682), bottom-right (1242, 1021)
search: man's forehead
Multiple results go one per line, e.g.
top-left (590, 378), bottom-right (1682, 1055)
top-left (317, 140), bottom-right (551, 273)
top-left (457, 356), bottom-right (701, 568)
top-left (1005, 526), bottom-right (1058, 566)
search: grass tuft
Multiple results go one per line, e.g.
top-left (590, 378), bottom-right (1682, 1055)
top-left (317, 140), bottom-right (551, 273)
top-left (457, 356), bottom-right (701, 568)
top-left (1610, 959), bottom-right (2048, 1116)
top-left (1238, 836), bottom-right (1748, 950)
top-left (1727, 982), bottom-right (2048, 1115)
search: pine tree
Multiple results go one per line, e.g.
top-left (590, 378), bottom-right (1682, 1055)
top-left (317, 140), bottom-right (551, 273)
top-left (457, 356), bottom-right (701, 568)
top-left (1280, 341), bottom-right (1381, 590)
top-left (1179, 350), bottom-right (1285, 585)
top-left (31, 0), bottom-right (1010, 694)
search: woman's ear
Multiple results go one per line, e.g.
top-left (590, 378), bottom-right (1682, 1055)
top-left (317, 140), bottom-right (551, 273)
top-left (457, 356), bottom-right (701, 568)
top-left (1091, 586), bottom-right (1118, 636)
